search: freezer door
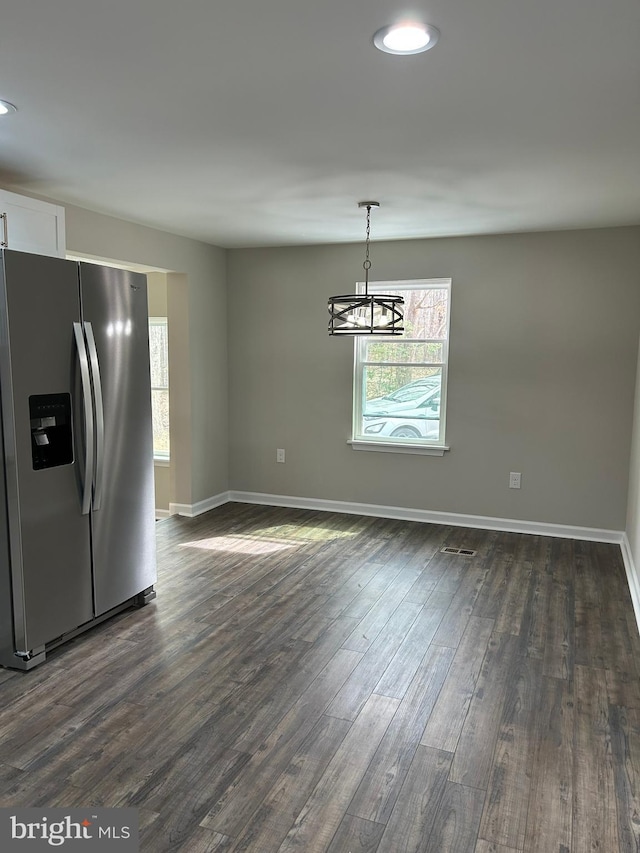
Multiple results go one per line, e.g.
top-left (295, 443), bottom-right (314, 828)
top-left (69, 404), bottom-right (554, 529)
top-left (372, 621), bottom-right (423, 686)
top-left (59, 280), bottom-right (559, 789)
top-left (79, 263), bottom-right (156, 614)
top-left (0, 250), bottom-right (93, 652)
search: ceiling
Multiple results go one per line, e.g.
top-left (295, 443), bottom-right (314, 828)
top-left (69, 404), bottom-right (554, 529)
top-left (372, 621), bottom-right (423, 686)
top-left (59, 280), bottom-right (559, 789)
top-left (0, 0), bottom-right (639, 248)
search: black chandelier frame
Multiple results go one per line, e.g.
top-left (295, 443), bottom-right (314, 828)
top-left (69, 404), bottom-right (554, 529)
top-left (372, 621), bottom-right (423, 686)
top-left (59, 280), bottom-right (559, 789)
top-left (328, 202), bottom-right (404, 337)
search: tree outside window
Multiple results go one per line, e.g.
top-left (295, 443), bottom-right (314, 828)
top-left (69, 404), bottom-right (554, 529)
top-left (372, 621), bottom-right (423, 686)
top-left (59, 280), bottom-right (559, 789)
top-left (149, 317), bottom-right (169, 458)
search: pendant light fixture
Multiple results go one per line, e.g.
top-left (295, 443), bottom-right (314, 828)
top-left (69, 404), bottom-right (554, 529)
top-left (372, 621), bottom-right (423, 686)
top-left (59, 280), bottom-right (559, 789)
top-left (328, 202), bottom-right (404, 336)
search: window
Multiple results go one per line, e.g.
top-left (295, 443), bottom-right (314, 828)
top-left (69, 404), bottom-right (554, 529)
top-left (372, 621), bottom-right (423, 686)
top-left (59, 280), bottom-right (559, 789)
top-left (149, 317), bottom-right (169, 459)
top-left (352, 279), bottom-right (451, 453)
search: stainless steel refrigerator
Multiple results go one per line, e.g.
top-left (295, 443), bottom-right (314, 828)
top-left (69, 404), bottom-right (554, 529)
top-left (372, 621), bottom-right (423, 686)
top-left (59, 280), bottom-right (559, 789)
top-left (0, 249), bottom-right (157, 670)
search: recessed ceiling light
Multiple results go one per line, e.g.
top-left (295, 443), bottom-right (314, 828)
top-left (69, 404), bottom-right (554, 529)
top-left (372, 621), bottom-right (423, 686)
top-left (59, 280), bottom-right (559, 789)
top-left (373, 22), bottom-right (440, 55)
top-left (0, 100), bottom-right (17, 116)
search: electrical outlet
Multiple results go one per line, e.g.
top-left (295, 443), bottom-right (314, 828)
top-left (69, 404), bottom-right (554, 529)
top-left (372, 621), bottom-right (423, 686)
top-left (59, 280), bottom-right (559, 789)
top-left (509, 471), bottom-right (521, 489)
top-left (276, 448), bottom-right (285, 463)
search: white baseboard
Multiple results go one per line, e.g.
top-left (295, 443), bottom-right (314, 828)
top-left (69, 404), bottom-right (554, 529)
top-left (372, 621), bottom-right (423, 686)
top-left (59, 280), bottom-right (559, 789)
top-left (228, 490), bottom-right (624, 545)
top-left (155, 509), bottom-right (171, 519)
top-left (169, 491), bottom-right (231, 518)
top-left (621, 534), bottom-right (640, 634)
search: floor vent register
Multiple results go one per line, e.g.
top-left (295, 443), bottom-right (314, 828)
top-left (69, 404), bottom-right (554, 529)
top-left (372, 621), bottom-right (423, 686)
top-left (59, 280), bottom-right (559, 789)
top-left (440, 546), bottom-right (477, 556)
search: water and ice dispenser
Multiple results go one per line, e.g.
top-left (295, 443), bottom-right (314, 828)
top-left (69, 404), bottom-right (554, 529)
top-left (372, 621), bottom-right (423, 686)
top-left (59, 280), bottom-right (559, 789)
top-left (29, 393), bottom-right (73, 470)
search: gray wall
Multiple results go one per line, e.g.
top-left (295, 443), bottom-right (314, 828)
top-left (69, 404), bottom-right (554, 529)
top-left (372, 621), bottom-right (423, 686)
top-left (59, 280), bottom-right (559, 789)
top-left (227, 226), bottom-right (640, 531)
top-left (147, 272), bottom-right (168, 316)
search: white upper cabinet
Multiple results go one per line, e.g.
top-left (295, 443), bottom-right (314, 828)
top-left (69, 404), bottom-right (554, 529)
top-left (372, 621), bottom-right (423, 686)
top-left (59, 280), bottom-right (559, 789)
top-left (0, 189), bottom-right (66, 258)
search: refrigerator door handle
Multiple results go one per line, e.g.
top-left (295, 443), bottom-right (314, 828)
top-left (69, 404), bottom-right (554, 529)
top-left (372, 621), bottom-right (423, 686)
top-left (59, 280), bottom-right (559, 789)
top-left (73, 322), bottom-right (94, 515)
top-left (84, 321), bottom-right (105, 511)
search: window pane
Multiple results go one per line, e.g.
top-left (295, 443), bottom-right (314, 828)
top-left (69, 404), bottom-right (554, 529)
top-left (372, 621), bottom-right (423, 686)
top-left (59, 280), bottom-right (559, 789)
top-left (364, 341), bottom-right (444, 364)
top-left (151, 389), bottom-right (170, 455)
top-left (405, 289), bottom-right (448, 339)
top-left (149, 323), bottom-right (169, 388)
top-left (362, 366), bottom-right (442, 409)
top-left (372, 287), bottom-right (448, 340)
top-left (359, 367), bottom-right (441, 441)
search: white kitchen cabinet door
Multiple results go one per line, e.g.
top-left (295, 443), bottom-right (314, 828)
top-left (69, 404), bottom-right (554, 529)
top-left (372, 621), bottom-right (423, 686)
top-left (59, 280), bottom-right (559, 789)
top-left (0, 189), bottom-right (66, 258)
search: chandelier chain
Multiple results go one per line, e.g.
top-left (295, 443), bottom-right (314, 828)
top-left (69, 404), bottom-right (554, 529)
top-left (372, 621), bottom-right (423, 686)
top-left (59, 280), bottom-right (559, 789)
top-left (363, 204), bottom-right (372, 290)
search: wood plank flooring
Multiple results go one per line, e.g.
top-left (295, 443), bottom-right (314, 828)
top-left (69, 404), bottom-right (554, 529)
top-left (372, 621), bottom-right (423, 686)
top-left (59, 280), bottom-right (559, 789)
top-left (1, 502), bottom-right (639, 852)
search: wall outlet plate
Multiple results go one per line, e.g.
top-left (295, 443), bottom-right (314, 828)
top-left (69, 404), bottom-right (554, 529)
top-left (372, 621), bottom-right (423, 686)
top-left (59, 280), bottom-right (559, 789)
top-left (277, 449), bottom-right (285, 463)
top-left (509, 471), bottom-right (521, 489)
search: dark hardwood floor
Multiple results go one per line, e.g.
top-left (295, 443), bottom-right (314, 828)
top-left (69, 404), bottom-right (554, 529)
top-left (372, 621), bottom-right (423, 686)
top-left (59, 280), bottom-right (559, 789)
top-left (1, 503), bottom-right (639, 852)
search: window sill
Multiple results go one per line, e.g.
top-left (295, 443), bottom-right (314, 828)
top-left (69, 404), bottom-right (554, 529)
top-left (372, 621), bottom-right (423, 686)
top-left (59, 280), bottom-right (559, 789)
top-left (154, 457), bottom-right (170, 467)
top-left (348, 440), bottom-right (450, 456)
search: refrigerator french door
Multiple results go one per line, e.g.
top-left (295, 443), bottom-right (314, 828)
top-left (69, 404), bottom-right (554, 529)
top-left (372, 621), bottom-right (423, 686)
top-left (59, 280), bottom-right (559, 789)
top-left (0, 250), bottom-right (156, 670)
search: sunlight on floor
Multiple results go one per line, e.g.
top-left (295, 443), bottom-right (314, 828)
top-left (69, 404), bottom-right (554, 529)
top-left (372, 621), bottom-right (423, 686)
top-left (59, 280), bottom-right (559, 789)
top-left (178, 536), bottom-right (298, 555)
top-left (178, 523), bottom-right (359, 554)
top-left (254, 523), bottom-right (359, 541)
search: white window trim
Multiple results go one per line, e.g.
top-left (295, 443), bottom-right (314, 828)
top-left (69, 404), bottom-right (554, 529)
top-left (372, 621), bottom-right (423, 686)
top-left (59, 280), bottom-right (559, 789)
top-left (351, 278), bottom-right (452, 454)
top-left (348, 440), bottom-right (449, 456)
